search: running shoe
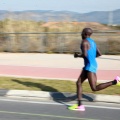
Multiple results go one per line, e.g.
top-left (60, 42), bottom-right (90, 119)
top-left (68, 104), bottom-right (85, 111)
top-left (115, 76), bottom-right (120, 86)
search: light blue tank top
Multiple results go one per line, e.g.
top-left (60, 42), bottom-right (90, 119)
top-left (83, 38), bottom-right (97, 73)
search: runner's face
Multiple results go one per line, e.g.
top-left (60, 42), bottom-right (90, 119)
top-left (81, 31), bottom-right (86, 39)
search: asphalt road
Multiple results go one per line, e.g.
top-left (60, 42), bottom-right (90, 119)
top-left (0, 97), bottom-right (120, 120)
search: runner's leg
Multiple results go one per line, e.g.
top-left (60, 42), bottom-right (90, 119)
top-left (76, 70), bottom-right (87, 106)
top-left (87, 71), bottom-right (114, 91)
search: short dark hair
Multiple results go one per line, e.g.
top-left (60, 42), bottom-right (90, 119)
top-left (81, 28), bottom-right (93, 39)
top-left (82, 28), bottom-right (93, 36)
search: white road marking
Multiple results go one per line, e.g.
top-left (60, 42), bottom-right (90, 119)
top-left (0, 98), bottom-right (120, 110)
top-left (0, 110), bottom-right (97, 120)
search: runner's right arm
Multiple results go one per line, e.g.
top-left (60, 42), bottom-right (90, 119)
top-left (74, 40), bottom-right (88, 58)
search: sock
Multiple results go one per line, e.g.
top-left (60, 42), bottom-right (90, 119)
top-left (78, 100), bottom-right (82, 106)
top-left (112, 80), bottom-right (117, 85)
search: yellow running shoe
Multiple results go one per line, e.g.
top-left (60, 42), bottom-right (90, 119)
top-left (68, 104), bottom-right (85, 111)
top-left (68, 104), bottom-right (78, 110)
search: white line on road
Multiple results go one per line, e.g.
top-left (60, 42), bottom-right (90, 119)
top-left (0, 98), bottom-right (120, 110)
top-left (0, 110), bottom-right (96, 120)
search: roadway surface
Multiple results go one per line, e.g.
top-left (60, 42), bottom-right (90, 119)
top-left (0, 97), bottom-right (120, 120)
top-left (0, 53), bottom-right (120, 81)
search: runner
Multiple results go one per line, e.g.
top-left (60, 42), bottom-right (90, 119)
top-left (68, 28), bottom-right (120, 111)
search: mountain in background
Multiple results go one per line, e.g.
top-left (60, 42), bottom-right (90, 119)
top-left (0, 9), bottom-right (120, 24)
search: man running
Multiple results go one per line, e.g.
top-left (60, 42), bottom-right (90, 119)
top-left (68, 28), bottom-right (120, 111)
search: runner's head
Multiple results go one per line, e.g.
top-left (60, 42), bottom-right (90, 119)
top-left (81, 28), bottom-right (93, 39)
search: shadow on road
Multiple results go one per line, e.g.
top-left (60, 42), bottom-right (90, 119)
top-left (12, 79), bottom-right (94, 107)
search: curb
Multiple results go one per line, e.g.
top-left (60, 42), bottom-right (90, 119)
top-left (0, 89), bottom-right (120, 103)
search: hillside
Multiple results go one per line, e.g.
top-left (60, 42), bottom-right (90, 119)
top-left (0, 19), bottom-right (113, 33)
top-left (0, 9), bottom-right (120, 24)
top-left (41, 22), bottom-right (112, 31)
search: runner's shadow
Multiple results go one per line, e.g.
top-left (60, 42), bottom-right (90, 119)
top-left (12, 79), bottom-right (93, 106)
top-left (12, 79), bottom-right (59, 92)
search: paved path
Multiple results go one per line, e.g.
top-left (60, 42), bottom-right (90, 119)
top-left (0, 65), bottom-right (120, 81)
top-left (0, 53), bottom-right (120, 81)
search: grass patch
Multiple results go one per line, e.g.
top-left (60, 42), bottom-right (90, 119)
top-left (0, 76), bottom-right (120, 95)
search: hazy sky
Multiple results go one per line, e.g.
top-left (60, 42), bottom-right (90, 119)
top-left (0, 0), bottom-right (120, 13)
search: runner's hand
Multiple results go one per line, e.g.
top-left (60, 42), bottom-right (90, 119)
top-left (74, 52), bottom-right (79, 58)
